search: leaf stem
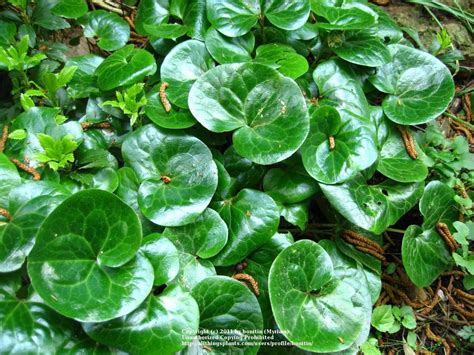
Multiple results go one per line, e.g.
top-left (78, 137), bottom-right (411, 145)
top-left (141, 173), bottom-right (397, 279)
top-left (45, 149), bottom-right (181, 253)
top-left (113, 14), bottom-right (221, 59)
top-left (445, 111), bottom-right (474, 130)
top-left (386, 228), bottom-right (406, 234)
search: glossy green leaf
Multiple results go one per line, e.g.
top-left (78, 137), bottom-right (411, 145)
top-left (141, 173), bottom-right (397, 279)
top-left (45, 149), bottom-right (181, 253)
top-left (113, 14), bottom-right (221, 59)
top-left (311, 0), bottom-right (378, 30)
top-left (140, 233), bottom-right (180, 286)
top-left (28, 189), bottom-right (154, 322)
top-left (135, 0), bottom-right (169, 35)
top-left (170, 251), bottom-right (216, 291)
top-left (377, 122), bottom-right (428, 183)
top-left (245, 233), bottom-right (293, 329)
top-left (51, 0), bottom-right (87, 18)
top-left (402, 225), bottom-right (452, 287)
top-left (211, 189), bottom-right (280, 266)
top-left (32, 0), bottom-right (70, 30)
top-left (163, 208), bottom-right (228, 259)
top-left (189, 63), bottom-right (309, 164)
top-left (144, 23), bottom-right (189, 39)
top-left (192, 276), bottom-right (263, 354)
top-left (144, 84), bottom-right (196, 129)
top-left (320, 177), bottom-right (424, 234)
top-left (279, 200), bottom-right (310, 230)
top-left (420, 181), bottom-right (459, 229)
top-left (301, 105), bottom-right (377, 184)
top-left (79, 10), bottom-right (130, 51)
top-left (331, 31), bottom-right (391, 67)
top-left (65, 54), bottom-right (104, 99)
top-left (174, 0), bottom-right (209, 40)
top-left (0, 284), bottom-right (98, 354)
top-left (263, 167), bottom-right (318, 204)
top-left (122, 124), bottom-right (218, 226)
top-left (206, 0), bottom-right (260, 37)
top-left (269, 240), bottom-right (370, 352)
top-left (0, 194), bottom-right (67, 272)
top-left (207, 0), bottom-right (309, 38)
top-left (95, 45), bottom-right (157, 91)
top-left (160, 40), bottom-right (215, 109)
top-left (0, 153), bottom-right (21, 208)
top-left (313, 58), bottom-right (370, 118)
top-left (254, 43), bottom-right (309, 79)
top-left (205, 27), bottom-right (254, 64)
top-left (369, 44), bottom-right (455, 125)
top-left (84, 285), bottom-right (199, 354)
top-left (223, 146), bottom-right (266, 190)
top-left (9, 107), bottom-right (83, 169)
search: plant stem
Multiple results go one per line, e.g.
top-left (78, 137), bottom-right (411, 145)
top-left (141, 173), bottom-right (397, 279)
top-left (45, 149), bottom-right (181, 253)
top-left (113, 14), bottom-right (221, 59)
top-left (386, 228), bottom-right (406, 234)
top-left (259, 15), bottom-right (266, 43)
top-left (445, 112), bottom-right (474, 130)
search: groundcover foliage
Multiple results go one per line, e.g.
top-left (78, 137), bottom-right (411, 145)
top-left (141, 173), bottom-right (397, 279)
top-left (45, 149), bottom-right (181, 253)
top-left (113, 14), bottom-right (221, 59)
top-left (0, 0), bottom-right (472, 354)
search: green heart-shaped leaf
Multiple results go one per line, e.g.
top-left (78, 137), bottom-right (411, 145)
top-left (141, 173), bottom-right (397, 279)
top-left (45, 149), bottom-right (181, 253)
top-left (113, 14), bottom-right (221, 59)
top-left (211, 189), bottom-right (280, 266)
top-left (311, 0), bottom-right (378, 30)
top-left (331, 31), bottom-right (391, 67)
top-left (160, 40), bottom-right (215, 109)
top-left (245, 233), bottom-right (293, 329)
top-left (189, 63), bottom-right (309, 164)
top-left (263, 167), bottom-right (318, 204)
top-left (163, 208), bottom-right (228, 259)
top-left (369, 44), bottom-right (455, 125)
top-left (301, 105), bottom-right (377, 184)
top-left (144, 83), bottom-right (197, 129)
top-left (0, 275), bottom-right (101, 354)
top-left (135, 0), bottom-right (169, 35)
top-left (420, 180), bottom-right (459, 229)
top-left (377, 121), bottom-right (428, 183)
top-left (95, 45), bottom-right (157, 91)
top-left (254, 43), bottom-right (309, 79)
top-left (207, 0), bottom-right (310, 37)
top-left (51, 0), bottom-right (88, 19)
top-left (402, 225), bottom-right (452, 287)
top-left (65, 54), bottom-right (104, 99)
top-left (140, 233), bottom-right (180, 286)
top-left (0, 153), bottom-right (21, 208)
top-left (269, 240), bottom-right (370, 352)
top-left (79, 10), bottom-right (130, 51)
top-left (0, 194), bottom-right (67, 272)
top-left (205, 27), bottom-right (255, 64)
top-left (9, 107), bottom-right (83, 169)
top-left (313, 58), bottom-right (370, 119)
top-left (84, 285), bottom-right (199, 354)
top-left (192, 276), bottom-right (263, 354)
top-left (320, 177), bottom-right (424, 234)
top-left (122, 124), bottom-right (218, 226)
top-left (170, 251), bottom-right (216, 291)
top-left (28, 189), bottom-right (154, 322)
top-left (144, 23), bottom-right (189, 39)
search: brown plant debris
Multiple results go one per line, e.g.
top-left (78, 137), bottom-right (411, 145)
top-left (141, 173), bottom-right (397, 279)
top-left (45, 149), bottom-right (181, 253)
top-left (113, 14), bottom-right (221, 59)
top-left (383, 283), bottom-right (424, 308)
top-left (397, 125), bottom-right (418, 159)
top-left (425, 324), bottom-right (451, 354)
top-left (453, 287), bottom-right (474, 302)
top-left (81, 121), bottom-right (112, 130)
top-left (233, 273), bottom-right (260, 296)
top-left (329, 136), bottom-right (335, 150)
top-left (160, 175), bottom-right (172, 184)
top-left (0, 208), bottom-right (12, 221)
top-left (446, 290), bottom-right (474, 319)
top-left (10, 158), bottom-right (41, 181)
top-left (159, 82), bottom-right (171, 113)
top-left (342, 230), bottom-right (385, 254)
top-left (436, 223), bottom-right (459, 252)
top-left (0, 125), bottom-right (8, 153)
